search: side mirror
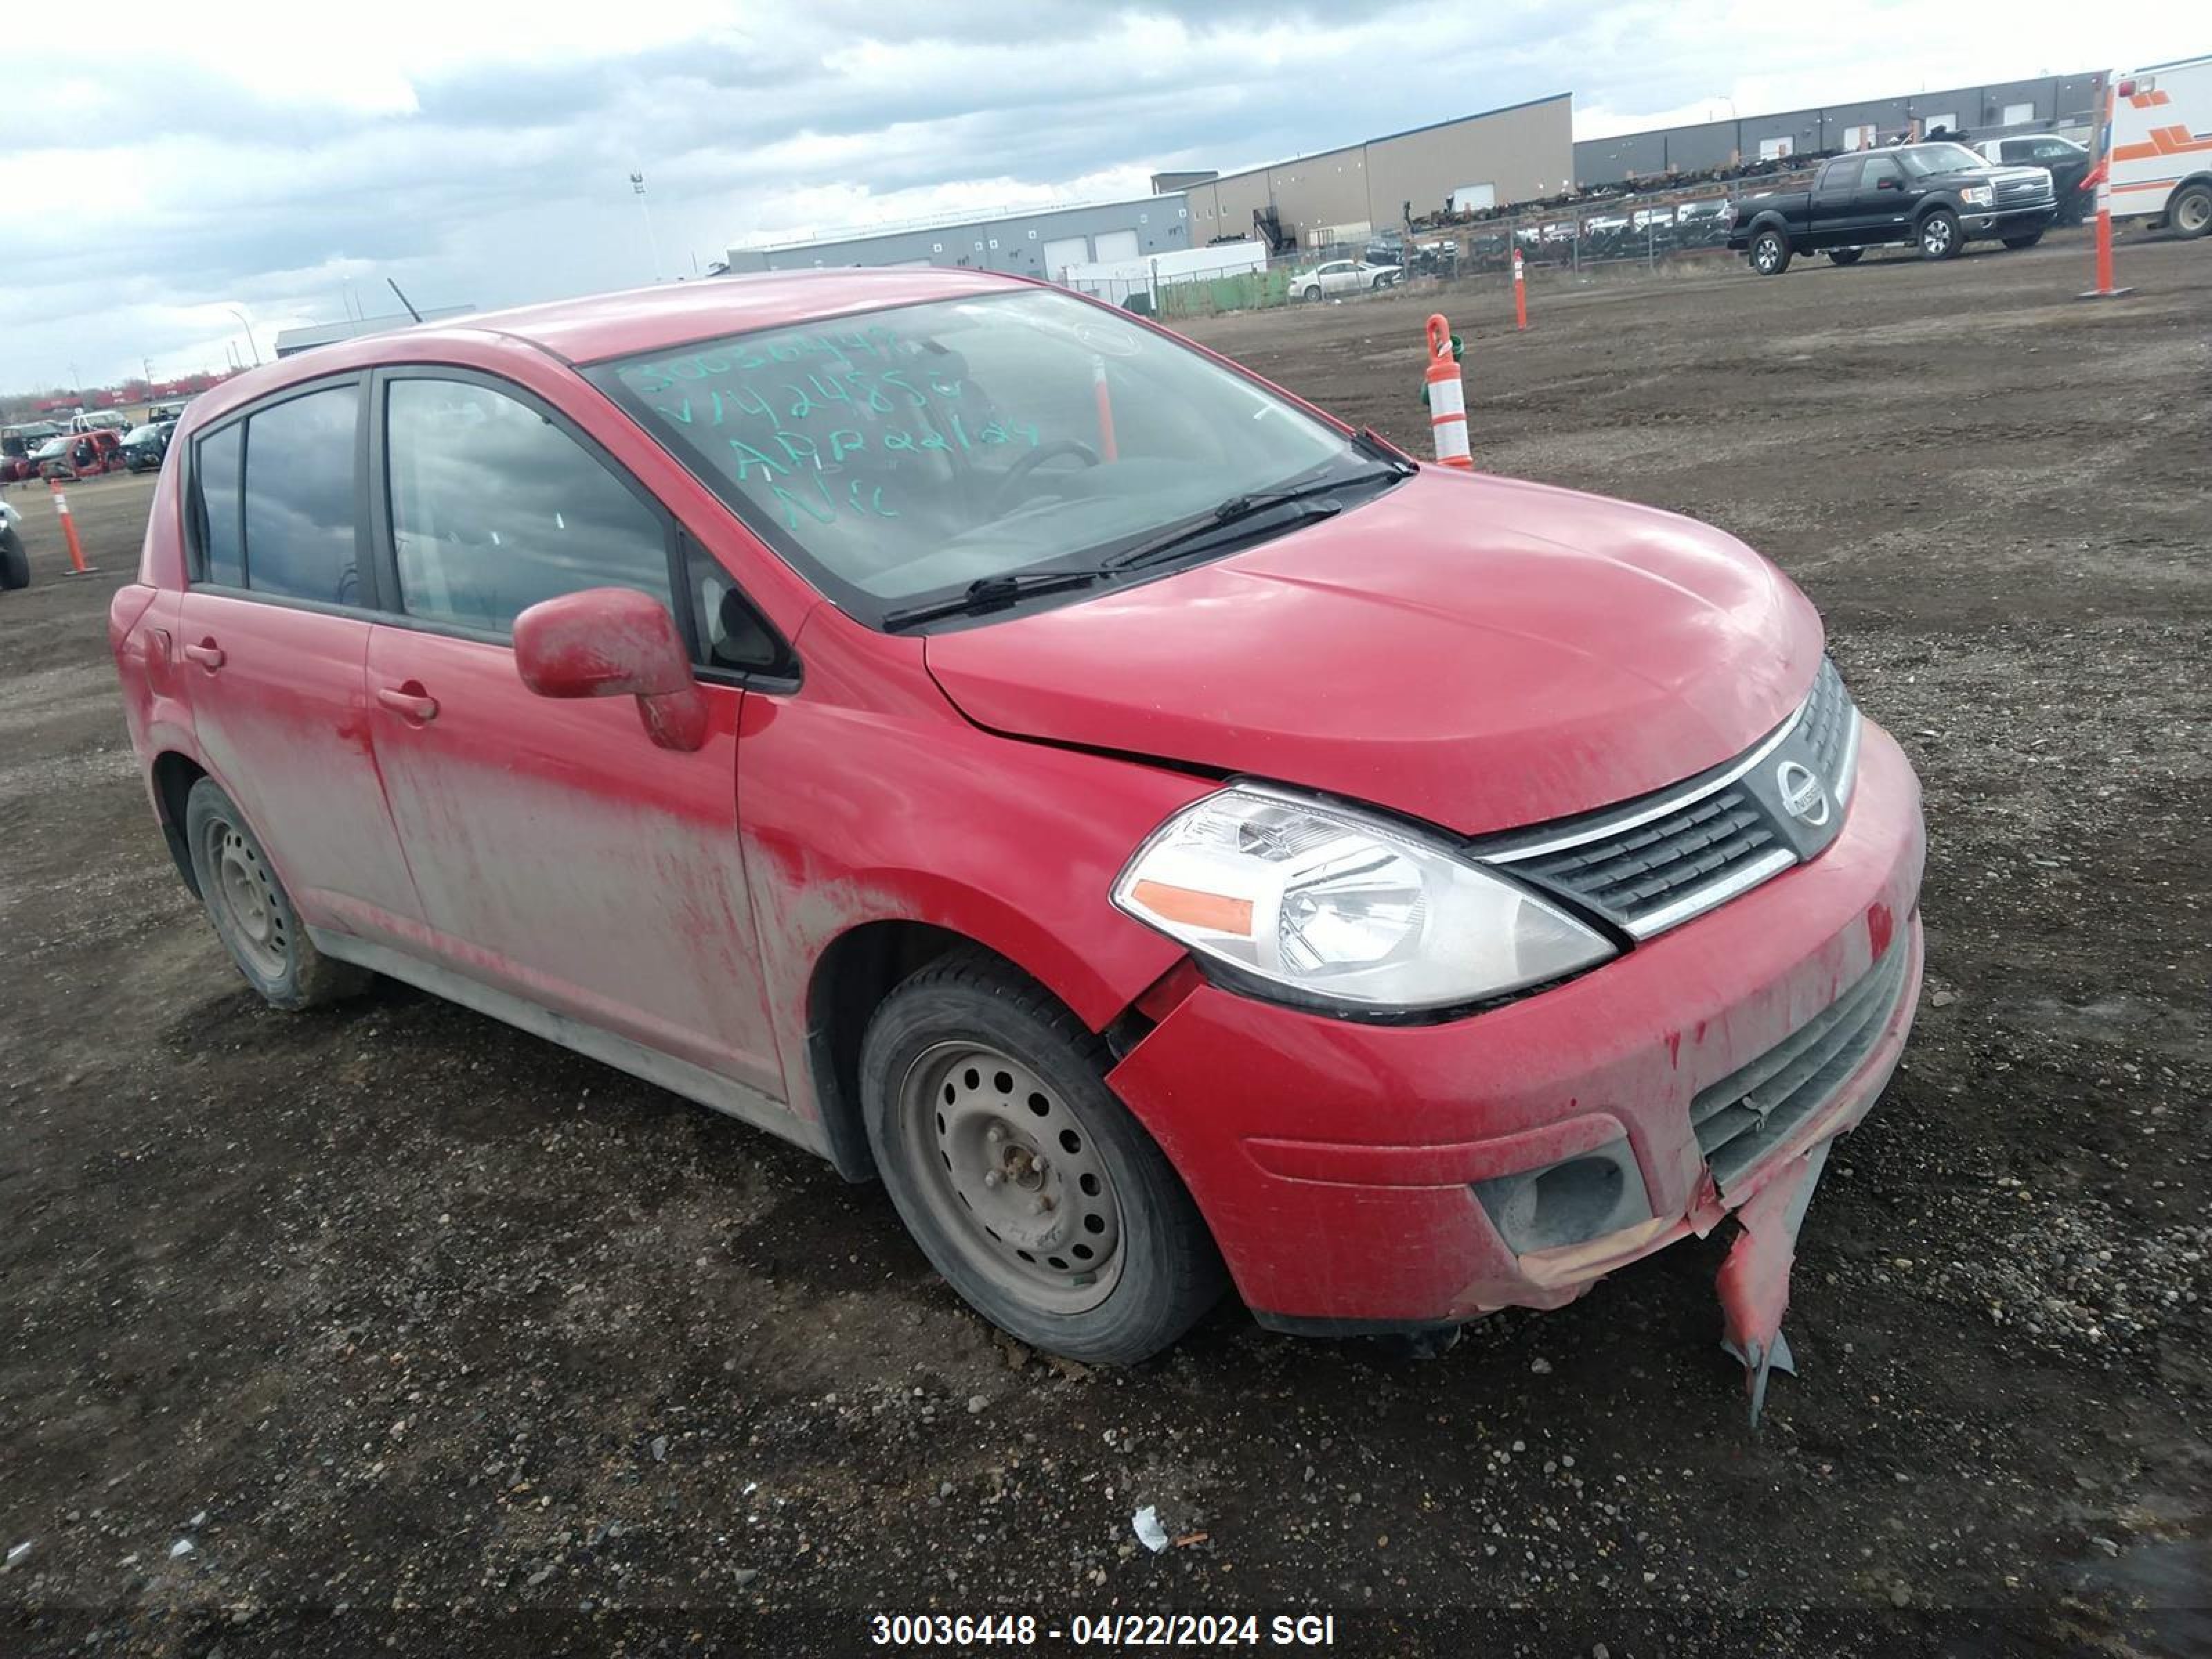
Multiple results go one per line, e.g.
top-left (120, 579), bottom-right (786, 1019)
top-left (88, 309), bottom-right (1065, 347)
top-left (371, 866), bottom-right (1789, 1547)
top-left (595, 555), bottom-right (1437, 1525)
top-left (512, 586), bottom-right (709, 752)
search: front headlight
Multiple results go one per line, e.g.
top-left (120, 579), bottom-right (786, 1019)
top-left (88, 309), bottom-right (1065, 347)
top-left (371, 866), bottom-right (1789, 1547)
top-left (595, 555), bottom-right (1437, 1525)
top-left (1963, 185), bottom-right (1995, 206)
top-left (1112, 785), bottom-right (1615, 1012)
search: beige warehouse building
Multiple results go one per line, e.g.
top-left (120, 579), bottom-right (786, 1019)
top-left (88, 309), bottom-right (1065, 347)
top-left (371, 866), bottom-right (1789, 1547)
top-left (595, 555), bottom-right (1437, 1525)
top-left (1179, 93), bottom-right (1573, 246)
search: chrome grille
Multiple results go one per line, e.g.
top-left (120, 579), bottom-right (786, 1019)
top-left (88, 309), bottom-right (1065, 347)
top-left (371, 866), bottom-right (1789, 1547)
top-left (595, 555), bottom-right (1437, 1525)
top-left (1509, 788), bottom-right (1780, 917)
top-left (1691, 936), bottom-right (1912, 1190)
top-left (1480, 658), bottom-right (1862, 937)
top-left (1995, 175), bottom-right (2050, 206)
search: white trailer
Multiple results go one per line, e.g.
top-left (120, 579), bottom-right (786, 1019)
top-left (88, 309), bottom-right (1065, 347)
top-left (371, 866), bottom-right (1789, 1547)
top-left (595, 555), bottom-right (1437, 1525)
top-left (2101, 53), bottom-right (2212, 236)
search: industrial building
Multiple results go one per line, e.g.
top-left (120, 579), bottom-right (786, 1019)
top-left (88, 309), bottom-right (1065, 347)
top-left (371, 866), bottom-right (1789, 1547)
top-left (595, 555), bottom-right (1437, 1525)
top-left (722, 196), bottom-right (1194, 282)
top-left (722, 94), bottom-right (1574, 277)
top-left (718, 68), bottom-right (2106, 279)
top-left (272, 306), bottom-right (476, 357)
top-left (1179, 93), bottom-right (1574, 245)
top-left (1571, 71), bottom-right (2103, 182)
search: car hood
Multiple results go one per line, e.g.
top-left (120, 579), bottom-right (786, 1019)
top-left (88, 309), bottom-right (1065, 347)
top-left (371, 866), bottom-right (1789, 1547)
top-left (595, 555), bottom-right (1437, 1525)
top-left (1929, 163), bottom-right (2044, 187)
top-left (921, 469), bottom-right (1824, 837)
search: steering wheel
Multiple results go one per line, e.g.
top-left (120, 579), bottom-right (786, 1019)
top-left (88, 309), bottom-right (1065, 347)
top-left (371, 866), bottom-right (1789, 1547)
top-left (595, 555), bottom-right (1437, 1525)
top-left (984, 439), bottom-right (1100, 517)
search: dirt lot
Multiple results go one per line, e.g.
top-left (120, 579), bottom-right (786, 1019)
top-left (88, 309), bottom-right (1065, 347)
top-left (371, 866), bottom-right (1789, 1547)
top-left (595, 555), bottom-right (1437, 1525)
top-left (3, 231), bottom-right (2207, 1658)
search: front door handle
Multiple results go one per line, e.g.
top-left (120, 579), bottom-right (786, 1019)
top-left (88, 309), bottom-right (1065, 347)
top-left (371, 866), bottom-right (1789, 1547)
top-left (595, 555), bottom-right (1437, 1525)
top-left (375, 683), bottom-right (440, 724)
top-left (182, 639), bottom-right (225, 671)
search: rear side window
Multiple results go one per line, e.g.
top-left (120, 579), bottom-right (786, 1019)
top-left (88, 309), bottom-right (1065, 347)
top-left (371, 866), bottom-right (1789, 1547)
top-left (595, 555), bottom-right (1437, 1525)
top-left (384, 378), bottom-right (672, 633)
top-left (194, 424), bottom-right (245, 586)
top-left (242, 386), bottom-right (362, 605)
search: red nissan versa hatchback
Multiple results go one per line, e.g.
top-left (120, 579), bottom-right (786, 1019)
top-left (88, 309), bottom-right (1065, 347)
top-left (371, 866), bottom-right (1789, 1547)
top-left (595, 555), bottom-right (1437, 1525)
top-left (110, 271), bottom-right (1924, 1385)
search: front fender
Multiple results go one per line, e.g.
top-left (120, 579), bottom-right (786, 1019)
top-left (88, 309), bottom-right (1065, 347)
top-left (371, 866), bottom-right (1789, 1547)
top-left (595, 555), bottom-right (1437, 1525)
top-left (735, 682), bottom-right (1210, 1116)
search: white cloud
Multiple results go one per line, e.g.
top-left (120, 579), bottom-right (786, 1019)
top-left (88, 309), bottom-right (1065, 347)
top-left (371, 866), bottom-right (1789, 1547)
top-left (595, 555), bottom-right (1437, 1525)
top-left (0, 0), bottom-right (2193, 391)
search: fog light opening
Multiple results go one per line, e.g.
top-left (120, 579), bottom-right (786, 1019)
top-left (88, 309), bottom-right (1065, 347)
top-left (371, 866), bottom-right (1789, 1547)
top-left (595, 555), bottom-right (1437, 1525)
top-left (1474, 1136), bottom-right (1653, 1255)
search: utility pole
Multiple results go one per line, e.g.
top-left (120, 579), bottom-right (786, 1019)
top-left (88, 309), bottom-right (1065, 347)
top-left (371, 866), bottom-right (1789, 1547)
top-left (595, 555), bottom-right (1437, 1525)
top-left (227, 307), bottom-right (263, 366)
top-left (631, 171), bottom-right (665, 283)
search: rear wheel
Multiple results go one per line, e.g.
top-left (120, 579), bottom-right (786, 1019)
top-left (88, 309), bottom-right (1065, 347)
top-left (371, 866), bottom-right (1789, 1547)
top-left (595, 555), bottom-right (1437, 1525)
top-left (1918, 209), bottom-right (1961, 261)
top-left (861, 950), bottom-right (1226, 1364)
top-left (1826, 247), bottom-right (1864, 265)
top-left (184, 779), bottom-right (371, 1010)
top-left (0, 528), bottom-right (28, 590)
top-left (2001, 229), bottom-right (2044, 250)
top-left (2171, 182), bottom-right (2212, 240)
top-left (1750, 229), bottom-right (1791, 275)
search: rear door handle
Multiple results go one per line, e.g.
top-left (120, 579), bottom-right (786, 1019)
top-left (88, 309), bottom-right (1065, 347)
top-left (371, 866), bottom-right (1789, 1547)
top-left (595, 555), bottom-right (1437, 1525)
top-left (182, 639), bottom-right (224, 671)
top-left (375, 683), bottom-right (440, 724)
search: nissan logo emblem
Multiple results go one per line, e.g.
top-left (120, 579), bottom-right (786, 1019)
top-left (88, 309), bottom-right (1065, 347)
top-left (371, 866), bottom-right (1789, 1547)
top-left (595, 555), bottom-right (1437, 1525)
top-left (1777, 760), bottom-right (1830, 827)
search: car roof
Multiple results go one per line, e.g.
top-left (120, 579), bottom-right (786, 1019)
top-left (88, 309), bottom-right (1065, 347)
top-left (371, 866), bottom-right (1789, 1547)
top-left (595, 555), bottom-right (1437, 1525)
top-left (176, 267), bottom-right (1044, 432)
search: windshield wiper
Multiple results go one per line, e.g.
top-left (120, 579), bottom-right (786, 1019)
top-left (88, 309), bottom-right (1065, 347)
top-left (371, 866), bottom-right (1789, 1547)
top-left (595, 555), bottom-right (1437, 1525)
top-left (1102, 466), bottom-right (1402, 574)
top-left (881, 463), bottom-right (1406, 631)
top-left (880, 568), bottom-right (1106, 632)
top-left (1351, 427), bottom-right (1419, 472)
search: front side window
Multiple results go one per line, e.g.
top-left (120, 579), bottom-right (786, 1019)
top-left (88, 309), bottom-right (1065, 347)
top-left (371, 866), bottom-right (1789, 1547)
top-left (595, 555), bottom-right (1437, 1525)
top-left (1895, 142), bottom-right (1987, 177)
top-left (591, 288), bottom-right (1364, 627)
top-left (243, 386), bottom-right (360, 604)
top-left (1864, 158), bottom-right (1904, 189)
top-left (384, 378), bottom-right (673, 633)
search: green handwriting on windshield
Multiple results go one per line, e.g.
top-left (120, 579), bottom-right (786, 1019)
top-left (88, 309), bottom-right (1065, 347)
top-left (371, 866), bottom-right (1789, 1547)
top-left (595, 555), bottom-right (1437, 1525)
top-left (734, 412), bottom-right (1041, 500)
top-left (647, 366), bottom-right (965, 426)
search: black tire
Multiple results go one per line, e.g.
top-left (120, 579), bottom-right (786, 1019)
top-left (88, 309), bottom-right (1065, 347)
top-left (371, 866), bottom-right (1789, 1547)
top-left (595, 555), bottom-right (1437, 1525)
top-left (0, 527), bottom-right (28, 590)
top-left (1749, 228), bottom-right (1791, 275)
top-left (2001, 229), bottom-right (2044, 250)
top-left (860, 949), bottom-right (1226, 1364)
top-left (2171, 182), bottom-right (2212, 241)
top-left (182, 778), bottom-right (371, 1010)
top-left (1918, 208), bottom-right (1962, 261)
top-left (1826, 247), bottom-right (1864, 265)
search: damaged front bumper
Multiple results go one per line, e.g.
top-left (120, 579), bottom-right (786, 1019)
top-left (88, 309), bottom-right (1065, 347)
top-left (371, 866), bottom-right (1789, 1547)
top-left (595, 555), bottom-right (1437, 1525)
top-left (1105, 718), bottom-right (1926, 1351)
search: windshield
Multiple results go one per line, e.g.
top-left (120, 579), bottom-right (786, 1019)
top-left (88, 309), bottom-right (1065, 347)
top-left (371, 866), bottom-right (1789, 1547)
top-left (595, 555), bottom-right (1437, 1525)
top-left (1896, 143), bottom-right (1987, 177)
top-left (591, 288), bottom-right (1362, 627)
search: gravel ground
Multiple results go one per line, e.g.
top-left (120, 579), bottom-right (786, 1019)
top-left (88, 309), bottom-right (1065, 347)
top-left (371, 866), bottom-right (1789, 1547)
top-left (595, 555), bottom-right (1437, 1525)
top-left (1, 227), bottom-right (2206, 1658)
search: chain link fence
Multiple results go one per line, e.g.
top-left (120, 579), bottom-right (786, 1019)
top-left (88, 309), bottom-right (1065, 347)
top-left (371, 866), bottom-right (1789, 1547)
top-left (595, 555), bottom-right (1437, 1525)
top-left (1089, 160), bottom-right (1834, 321)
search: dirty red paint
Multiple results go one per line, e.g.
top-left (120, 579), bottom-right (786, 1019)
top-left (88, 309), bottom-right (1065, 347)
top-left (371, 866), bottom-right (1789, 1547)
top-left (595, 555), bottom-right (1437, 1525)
top-left (104, 271), bottom-right (1930, 1342)
top-left (1866, 900), bottom-right (1895, 962)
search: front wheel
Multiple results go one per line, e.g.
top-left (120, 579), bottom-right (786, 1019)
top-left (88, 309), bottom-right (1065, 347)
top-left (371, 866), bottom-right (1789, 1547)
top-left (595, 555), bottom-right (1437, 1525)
top-left (861, 950), bottom-right (1226, 1365)
top-left (1826, 247), bottom-right (1864, 265)
top-left (1918, 209), bottom-right (1961, 261)
top-left (2001, 229), bottom-right (2044, 250)
top-left (184, 779), bottom-right (371, 1010)
top-left (0, 528), bottom-right (28, 590)
top-left (2171, 182), bottom-right (2212, 241)
top-left (1749, 229), bottom-right (1791, 275)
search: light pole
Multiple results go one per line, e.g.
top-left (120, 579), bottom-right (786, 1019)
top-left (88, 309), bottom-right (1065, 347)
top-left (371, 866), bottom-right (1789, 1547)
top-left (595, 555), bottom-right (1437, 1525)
top-left (631, 171), bottom-right (665, 283)
top-left (227, 306), bottom-right (263, 366)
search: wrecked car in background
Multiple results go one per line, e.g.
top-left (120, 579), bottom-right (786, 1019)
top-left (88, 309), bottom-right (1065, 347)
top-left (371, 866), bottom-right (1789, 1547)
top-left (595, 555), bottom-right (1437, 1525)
top-left (108, 270), bottom-right (1924, 1413)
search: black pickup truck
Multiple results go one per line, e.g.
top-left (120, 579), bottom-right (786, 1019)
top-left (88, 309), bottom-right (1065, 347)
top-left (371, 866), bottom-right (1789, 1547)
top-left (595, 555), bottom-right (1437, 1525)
top-left (1727, 142), bottom-right (2058, 274)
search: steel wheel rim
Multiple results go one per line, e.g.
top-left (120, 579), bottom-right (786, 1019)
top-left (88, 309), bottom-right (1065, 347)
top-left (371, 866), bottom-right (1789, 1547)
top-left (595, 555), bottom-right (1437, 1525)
top-left (2181, 194), bottom-right (2211, 234)
top-left (202, 818), bottom-right (289, 980)
top-left (899, 1040), bottom-right (1124, 1314)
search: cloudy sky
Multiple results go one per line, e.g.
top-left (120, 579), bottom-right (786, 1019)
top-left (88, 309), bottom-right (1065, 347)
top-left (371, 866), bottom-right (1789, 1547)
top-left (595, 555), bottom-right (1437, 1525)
top-left (7, 0), bottom-right (2188, 393)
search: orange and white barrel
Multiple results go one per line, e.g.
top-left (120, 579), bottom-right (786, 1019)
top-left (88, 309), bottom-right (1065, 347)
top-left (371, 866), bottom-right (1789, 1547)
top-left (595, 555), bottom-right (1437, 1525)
top-left (1423, 313), bottom-right (1472, 470)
